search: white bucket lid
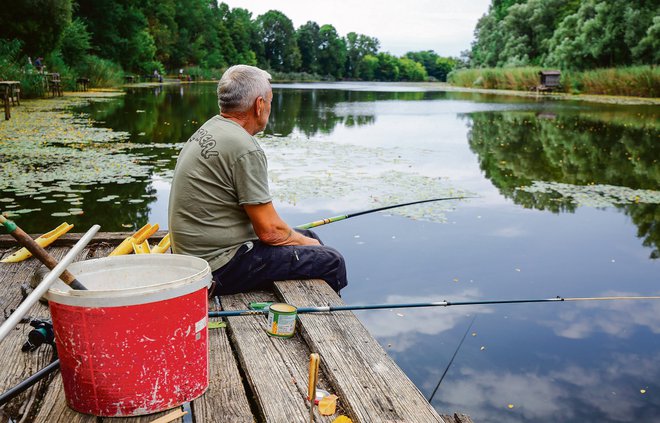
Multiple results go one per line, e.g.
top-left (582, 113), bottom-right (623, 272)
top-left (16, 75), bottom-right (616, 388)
top-left (45, 254), bottom-right (212, 307)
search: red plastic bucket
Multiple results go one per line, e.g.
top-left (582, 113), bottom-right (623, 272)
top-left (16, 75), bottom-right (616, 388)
top-left (45, 254), bottom-right (211, 417)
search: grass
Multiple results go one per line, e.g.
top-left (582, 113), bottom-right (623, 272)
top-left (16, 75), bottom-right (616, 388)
top-left (448, 66), bottom-right (660, 98)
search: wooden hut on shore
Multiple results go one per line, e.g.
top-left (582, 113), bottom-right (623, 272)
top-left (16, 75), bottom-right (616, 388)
top-left (533, 70), bottom-right (562, 92)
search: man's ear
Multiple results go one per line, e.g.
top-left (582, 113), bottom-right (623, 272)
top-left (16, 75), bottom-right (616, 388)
top-left (255, 96), bottom-right (264, 117)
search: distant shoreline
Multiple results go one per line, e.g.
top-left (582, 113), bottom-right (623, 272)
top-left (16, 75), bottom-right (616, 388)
top-left (268, 80), bottom-right (660, 106)
top-left (82, 79), bottom-right (660, 106)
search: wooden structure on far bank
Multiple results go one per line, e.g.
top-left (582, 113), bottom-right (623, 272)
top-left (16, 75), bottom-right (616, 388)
top-left (533, 70), bottom-right (561, 92)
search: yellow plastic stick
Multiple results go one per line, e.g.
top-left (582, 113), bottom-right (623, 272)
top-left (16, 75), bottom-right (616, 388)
top-left (308, 353), bottom-right (320, 422)
top-left (1, 222), bottom-right (74, 263)
top-left (151, 233), bottom-right (171, 254)
top-left (109, 223), bottom-right (159, 256)
top-left (132, 240), bottom-right (151, 254)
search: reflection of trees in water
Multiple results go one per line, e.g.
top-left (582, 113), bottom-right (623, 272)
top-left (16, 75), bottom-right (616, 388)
top-left (75, 84), bottom-right (220, 145)
top-left (267, 89), bottom-right (375, 136)
top-left (76, 180), bottom-right (155, 232)
top-left (266, 89), bottom-right (452, 137)
top-left (10, 179), bottom-right (155, 234)
top-left (466, 111), bottom-right (660, 257)
top-left (621, 203), bottom-right (660, 259)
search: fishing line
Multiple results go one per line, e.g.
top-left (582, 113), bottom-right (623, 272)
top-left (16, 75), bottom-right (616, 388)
top-left (428, 315), bottom-right (476, 403)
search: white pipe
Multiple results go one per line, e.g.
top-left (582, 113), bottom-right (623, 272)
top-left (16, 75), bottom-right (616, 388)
top-left (0, 224), bottom-right (100, 343)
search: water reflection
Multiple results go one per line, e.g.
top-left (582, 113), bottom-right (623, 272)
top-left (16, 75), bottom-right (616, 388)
top-left (437, 355), bottom-right (660, 422)
top-left (355, 289), bottom-right (493, 350)
top-left (542, 292), bottom-right (660, 338)
top-left (465, 111), bottom-right (660, 258)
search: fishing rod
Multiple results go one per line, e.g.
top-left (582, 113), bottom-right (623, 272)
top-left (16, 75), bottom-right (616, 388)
top-left (208, 295), bottom-right (660, 317)
top-left (295, 196), bottom-right (476, 229)
top-left (3, 295), bottom-right (660, 405)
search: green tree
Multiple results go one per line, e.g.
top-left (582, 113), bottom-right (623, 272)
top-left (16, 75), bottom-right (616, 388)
top-left (167, 0), bottom-right (235, 69)
top-left (345, 32), bottom-right (379, 79)
top-left (256, 10), bottom-right (300, 71)
top-left (0, 0), bottom-right (72, 56)
top-left (397, 57), bottom-right (427, 81)
top-left (58, 18), bottom-right (91, 67)
top-left (405, 50), bottom-right (457, 81)
top-left (470, 12), bottom-right (503, 67)
top-left (77, 0), bottom-right (161, 72)
top-left (545, 0), bottom-right (643, 69)
top-left (633, 16), bottom-right (660, 64)
top-left (221, 5), bottom-right (258, 65)
top-left (142, 0), bottom-right (178, 66)
top-left (296, 21), bottom-right (321, 74)
top-left (358, 54), bottom-right (378, 80)
top-left (434, 57), bottom-right (458, 81)
top-left (317, 24), bottom-right (346, 78)
top-left (470, 0), bottom-right (658, 70)
top-left (375, 52), bottom-right (400, 81)
top-left (207, 2), bottom-right (236, 68)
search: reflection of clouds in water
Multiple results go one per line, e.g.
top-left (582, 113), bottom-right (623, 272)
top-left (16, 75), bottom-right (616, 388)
top-left (358, 289), bottom-right (493, 352)
top-left (436, 353), bottom-right (660, 422)
top-left (260, 133), bottom-right (473, 220)
top-left (490, 226), bottom-right (527, 238)
top-left (541, 291), bottom-right (660, 339)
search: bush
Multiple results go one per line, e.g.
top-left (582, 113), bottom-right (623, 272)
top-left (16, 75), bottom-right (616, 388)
top-left (0, 39), bottom-right (46, 97)
top-left (185, 66), bottom-right (224, 81)
top-left (77, 55), bottom-right (124, 88)
top-left (269, 71), bottom-right (326, 82)
top-left (45, 50), bottom-right (78, 90)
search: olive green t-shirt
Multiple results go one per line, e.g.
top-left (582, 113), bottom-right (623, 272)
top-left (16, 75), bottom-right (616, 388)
top-left (168, 115), bottom-right (271, 271)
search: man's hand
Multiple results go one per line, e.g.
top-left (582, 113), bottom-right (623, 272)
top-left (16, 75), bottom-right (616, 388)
top-left (244, 202), bottom-right (320, 246)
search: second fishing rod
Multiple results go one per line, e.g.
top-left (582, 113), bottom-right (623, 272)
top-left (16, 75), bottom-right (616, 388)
top-left (209, 295), bottom-right (660, 318)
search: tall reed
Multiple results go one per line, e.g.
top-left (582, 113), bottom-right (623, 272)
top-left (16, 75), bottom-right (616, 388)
top-left (449, 66), bottom-right (659, 98)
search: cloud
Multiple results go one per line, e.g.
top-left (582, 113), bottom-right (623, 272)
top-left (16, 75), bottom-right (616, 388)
top-left (433, 352), bottom-right (660, 422)
top-left (356, 289), bottom-right (493, 352)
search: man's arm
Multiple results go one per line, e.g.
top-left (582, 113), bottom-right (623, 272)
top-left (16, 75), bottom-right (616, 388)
top-left (244, 202), bottom-right (320, 246)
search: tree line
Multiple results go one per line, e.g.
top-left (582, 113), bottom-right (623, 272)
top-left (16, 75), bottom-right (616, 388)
top-left (467, 0), bottom-right (659, 70)
top-left (0, 0), bottom-right (458, 85)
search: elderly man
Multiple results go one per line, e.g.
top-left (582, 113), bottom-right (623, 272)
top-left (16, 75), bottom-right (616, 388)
top-left (168, 65), bottom-right (348, 295)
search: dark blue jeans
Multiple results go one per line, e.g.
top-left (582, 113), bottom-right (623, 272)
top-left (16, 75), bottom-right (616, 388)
top-left (210, 229), bottom-right (347, 295)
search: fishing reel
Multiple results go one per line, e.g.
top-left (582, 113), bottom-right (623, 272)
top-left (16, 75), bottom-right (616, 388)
top-left (21, 319), bottom-right (55, 352)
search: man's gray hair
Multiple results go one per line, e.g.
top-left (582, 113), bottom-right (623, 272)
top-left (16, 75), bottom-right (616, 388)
top-left (217, 65), bottom-right (272, 113)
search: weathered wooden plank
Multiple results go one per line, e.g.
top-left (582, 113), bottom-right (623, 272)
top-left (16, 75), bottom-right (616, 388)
top-left (221, 291), bottom-right (336, 423)
top-left (192, 297), bottom-right (254, 422)
top-left (274, 280), bottom-right (448, 423)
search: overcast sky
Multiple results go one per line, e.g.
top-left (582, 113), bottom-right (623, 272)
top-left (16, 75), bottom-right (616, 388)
top-left (221, 0), bottom-right (491, 57)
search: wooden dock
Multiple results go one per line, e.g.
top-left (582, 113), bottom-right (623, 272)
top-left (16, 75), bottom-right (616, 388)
top-left (0, 232), bottom-right (472, 422)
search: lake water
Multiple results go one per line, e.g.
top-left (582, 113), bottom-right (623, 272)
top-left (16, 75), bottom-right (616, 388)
top-left (2, 82), bottom-right (659, 422)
